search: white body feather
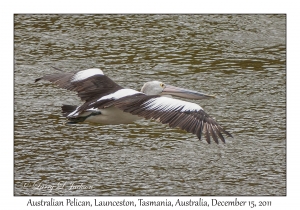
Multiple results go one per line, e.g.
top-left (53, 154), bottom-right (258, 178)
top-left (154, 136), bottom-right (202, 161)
top-left (79, 107), bottom-right (141, 124)
top-left (71, 68), bottom-right (104, 82)
top-left (143, 97), bottom-right (202, 112)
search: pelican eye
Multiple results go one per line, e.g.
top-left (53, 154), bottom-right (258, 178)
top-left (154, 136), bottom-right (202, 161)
top-left (160, 83), bottom-right (165, 88)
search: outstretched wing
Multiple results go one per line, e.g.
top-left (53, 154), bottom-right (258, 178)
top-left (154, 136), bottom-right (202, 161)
top-left (36, 67), bottom-right (232, 143)
top-left (115, 96), bottom-right (232, 144)
top-left (35, 68), bottom-right (123, 102)
top-left (80, 92), bottom-right (233, 144)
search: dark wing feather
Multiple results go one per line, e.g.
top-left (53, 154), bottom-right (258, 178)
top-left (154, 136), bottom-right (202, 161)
top-left (67, 93), bottom-right (158, 118)
top-left (103, 95), bottom-right (233, 144)
top-left (36, 69), bottom-right (233, 144)
top-left (35, 69), bottom-right (123, 102)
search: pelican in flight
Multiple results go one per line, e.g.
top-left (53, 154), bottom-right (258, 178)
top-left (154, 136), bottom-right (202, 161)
top-left (35, 68), bottom-right (232, 144)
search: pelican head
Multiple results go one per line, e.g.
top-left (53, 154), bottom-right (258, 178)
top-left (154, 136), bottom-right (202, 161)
top-left (141, 81), bottom-right (215, 100)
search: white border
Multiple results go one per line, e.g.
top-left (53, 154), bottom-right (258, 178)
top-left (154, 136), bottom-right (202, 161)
top-left (3, 0), bottom-right (297, 209)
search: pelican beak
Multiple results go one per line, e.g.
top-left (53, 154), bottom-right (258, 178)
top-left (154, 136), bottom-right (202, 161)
top-left (161, 84), bottom-right (216, 100)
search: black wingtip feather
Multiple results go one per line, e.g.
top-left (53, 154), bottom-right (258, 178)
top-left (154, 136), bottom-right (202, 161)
top-left (210, 126), bottom-right (219, 144)
top-left (51, 66), bottom-right (64, 71)
top-left (223, 130), bottom-right (233, 138)
top-left (61, 104), bottom-right (78, 117)
top-left (205, 124), bottom-right (211, 144)
top-left (35, 77), bottom-right (42, 83)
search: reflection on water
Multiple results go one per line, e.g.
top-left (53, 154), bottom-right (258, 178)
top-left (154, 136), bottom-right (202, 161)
top-left (14, 14), bottom-right (286, 196)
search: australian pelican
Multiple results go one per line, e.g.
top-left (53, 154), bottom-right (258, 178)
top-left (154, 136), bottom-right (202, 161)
top-left (35, 68), bottom-right (233, 144)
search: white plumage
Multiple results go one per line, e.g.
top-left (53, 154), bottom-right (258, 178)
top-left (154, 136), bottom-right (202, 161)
top-left (97, 89), bottom-right (140, 102)
top-left (142, 97), bottom-right (202, 112)
top-left (35, 67), bottom-right (233, 144)
top-left (71, 68), bottom-right (104, 82)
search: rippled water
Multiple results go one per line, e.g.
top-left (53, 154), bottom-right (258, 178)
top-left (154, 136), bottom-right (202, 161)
top-left (14, 14), bottom-right (286, 196)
